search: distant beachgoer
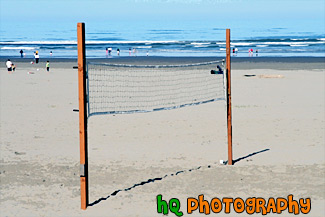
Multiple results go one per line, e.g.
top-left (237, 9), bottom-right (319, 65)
top-left (12, 64), bottom-right (16, 71)
top-left (249, 48), bottom-right (254, 56)
top-left (233, 48), bottom-right (235, 53)
top-left (50, 51), bottom-right (53, 56)
top-left (108, 47), bottom-right (112, 55)
top-left (256, 49), bottom-right (258, 57)
top-left (133, 48), bottom-right (137, 56)
top-left (129, 48), bottom-right (132, 56)
top-left (117, 48), bottom-right (120, 56)
top-left (106, 48), bottom-right (108, 56)
top-left (20, 49), bottom-right (24, 58)
top-left (35, 51), bottom-right (40, 64)
top-left (235, 48), bottom-right (238, 54)
top-left (46, 61), bottom-right (50, 72)
top-left (6, 59), bottom-right (13, 72)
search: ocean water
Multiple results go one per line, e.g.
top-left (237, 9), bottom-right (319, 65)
top-left (0, 20), bottom-right (324, 58)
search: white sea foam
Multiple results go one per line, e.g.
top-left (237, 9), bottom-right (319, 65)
top-left (1, 46), bottom-right (39, 50)
top-left (0, 41), bottom-right (76, 45)
top-left (190, 42), bottom-right (211, 45)
top-left (135, 46), bottom-right (152, 49)
top-left (191, 42), bottom-right (210, 47)
top-left (87, 40), bottom-right (178, 44)
top-left (217, 42), bottom-right (255, 46)
top-left (264, 41), bottom-right (323, 45)
top-left (0, 40), bottom-right (178, 45)
top-left (232, 42), bottom-right (254, 46)
top-left (291, 38), bottom-right (309, 41)
top-left (290, 44), bottom-right (308, 47)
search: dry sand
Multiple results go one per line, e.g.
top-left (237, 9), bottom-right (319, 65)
top-left (0, 57), bottom-right (324, 216)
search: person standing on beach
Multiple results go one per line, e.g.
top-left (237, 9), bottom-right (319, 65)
top-left (20, 49), bottom-right (24, 58)
top-left (50, 51), bottom-right (53, 56)
top-left (249, 48), bottom-right (254, 57)
top-left (108, 47), bottom-right (112, 56)
top-left (46, 61), bottom-right (50, 72)
top-left (117, 48), bottom-right (120, 56)
top-left (6, 59), bottom-right (13, 72)
top-left (34, 51), bottom-right (40, 64)
top-left (129, 48), bottom-right (132, 56)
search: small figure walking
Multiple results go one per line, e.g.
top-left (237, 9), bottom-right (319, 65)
top-left (6, 59), bottom-right (13, 73)
top-left (117, 48), bottom-right (120, 56)
top-left (106, 48), bottom-right (108, 57)
top-left (129, 48), bottom-right (132, 56)
top-left (50, 51), bottom-right (53, 56)
top-left (108, 47), bottom-right (112, 55)
top-left (20, 49), bottom-right (24, 58)
top-left (35, 51), bottom-right (40, 64)
top-left (46, 61), bottom-right (50, 72)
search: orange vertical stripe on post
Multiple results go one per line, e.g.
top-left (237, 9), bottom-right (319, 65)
top-left (226, 29), bottom-right (233, 165)
top-left (77, 22), bottom-right (89, 210)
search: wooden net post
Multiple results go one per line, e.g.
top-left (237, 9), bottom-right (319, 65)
top-left (77, 22), bottom-right (89, 210)
top-left (226, 29), bottom-right (233, 165)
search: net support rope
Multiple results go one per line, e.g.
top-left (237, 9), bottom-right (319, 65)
top-left (86, 60), bottom-right (226, 117)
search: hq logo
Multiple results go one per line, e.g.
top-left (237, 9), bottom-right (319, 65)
top-left (156, 194), bottom-right (311, 216)
top-left (157, 195), bottom-right (183, 216)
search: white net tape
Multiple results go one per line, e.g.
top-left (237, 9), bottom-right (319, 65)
top-left (87, 60), bottom-right (226, 116)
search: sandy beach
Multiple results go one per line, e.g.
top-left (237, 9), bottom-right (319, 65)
top-left (0, 57), bottom-right (324, 216)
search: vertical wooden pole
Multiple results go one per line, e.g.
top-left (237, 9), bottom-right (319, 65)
top-left (226, 29), bottom-right (233, 165)
top-left (77, 22), bottom-right (89, 210)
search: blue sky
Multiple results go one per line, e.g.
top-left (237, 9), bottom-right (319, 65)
top-left (0, 0), bottom-right (324, 42)
top-left (1, 0), bottom-right (324, 23)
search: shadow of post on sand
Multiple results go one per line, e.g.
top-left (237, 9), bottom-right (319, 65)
top-left (89, 148), bottom-right (270, 206)
top-left (232, 148), bottom-right (270, 165)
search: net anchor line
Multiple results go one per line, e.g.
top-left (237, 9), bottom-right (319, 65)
top-left (87, 59), bottom-right (225, 68)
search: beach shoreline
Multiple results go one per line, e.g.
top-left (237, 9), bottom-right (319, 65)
top-left (1, 56), bottom-right (325, 70)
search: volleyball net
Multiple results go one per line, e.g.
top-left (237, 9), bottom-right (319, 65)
top-left (86, 60), bottom-right (226, 117)
top-left (77, 23), bottom-right (233, 210)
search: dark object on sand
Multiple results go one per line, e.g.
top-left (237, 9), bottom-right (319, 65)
top-left (211, 65), bottom-right (224, 74)
top-left (244, 74), bottom-right (256, 77)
